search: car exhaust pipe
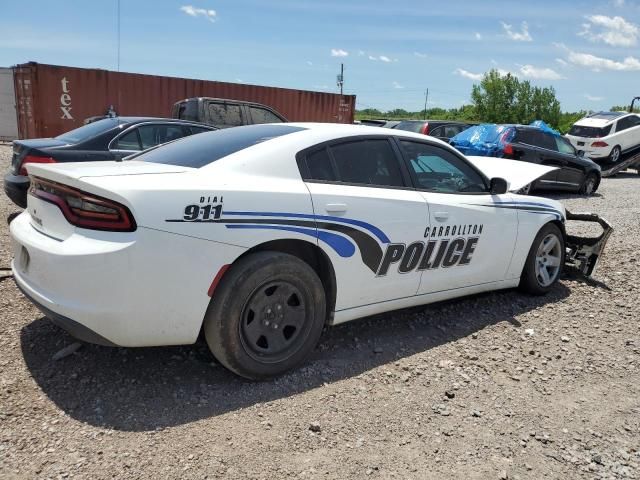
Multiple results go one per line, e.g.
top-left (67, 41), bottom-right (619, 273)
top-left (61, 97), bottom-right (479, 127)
top-left (564, 210), bottom-right (614, 277)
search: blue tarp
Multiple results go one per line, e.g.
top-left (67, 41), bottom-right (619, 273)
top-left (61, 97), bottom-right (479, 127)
top-left (529, 120), bottom-right (560, 136)
top-left (450, 124), bottom-right (514, 156)
top-left (450, 120), bottom-right (560, 157)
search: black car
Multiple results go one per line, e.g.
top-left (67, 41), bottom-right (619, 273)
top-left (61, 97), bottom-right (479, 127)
top-left (451, 124), bottom-right (602, 195)
top-left (172, 97), bottom-right (287, 129)
top-left (392, 120), bottom-right (474, 142)
top-left (4, 117), bottom-right (215, 208)
top-left (358, 119), bottom-right (401, 128)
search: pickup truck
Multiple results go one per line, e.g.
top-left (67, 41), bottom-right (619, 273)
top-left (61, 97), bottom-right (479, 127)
top-left (172, 97), bottom-right (287, 129)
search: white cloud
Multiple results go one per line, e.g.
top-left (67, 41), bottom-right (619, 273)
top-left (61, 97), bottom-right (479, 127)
top-left (555, 58), bottom-right (569, 67)
top-left (331, 48), bottom-right (349, 57)
top-left (584, 93), bottom-right (604, 101)
top-left (368, 54), bottom-right (393, 62)
top-left (392, 81), bottom-right (404, 89)
top-left (414, 52), bottom-right (428, 58)
top-left (613, 0), bottom-right (625, 6)
top-left (560, 44), bottom-right (640, 71)
top-left (357, 50), bottom-right (365, 56)
top-left (501, 21), bottom-right (532, 41)
top-left (519, 64), bottom-right (564, 80)
top-left (578, 15), bottom-right (638, 47)
top-left (475, 32), bottom-right (483, 40)
top-left (454, 68), bottom-right (483, 81)
top-left (180, 5), bottom-right (217, 22)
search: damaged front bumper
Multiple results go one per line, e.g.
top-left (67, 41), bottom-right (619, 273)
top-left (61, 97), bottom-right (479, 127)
top-left (564, 211), bottom-right (614, 277)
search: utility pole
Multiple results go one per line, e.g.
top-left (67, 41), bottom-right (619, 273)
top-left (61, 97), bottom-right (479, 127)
top-left (336, 63), bottom-right (345, 122)
top-left (337, 63), bottom-right (344, 95)
top-left (117, 0), bottom-right (121, 72)
top-left (423, 89), bottom-right (429, 120)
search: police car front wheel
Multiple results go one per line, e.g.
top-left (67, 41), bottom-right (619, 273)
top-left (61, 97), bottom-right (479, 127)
top-left (203, 251), bottom-right (326, 380)
top-left (519, 223), bottom-right (564, 295)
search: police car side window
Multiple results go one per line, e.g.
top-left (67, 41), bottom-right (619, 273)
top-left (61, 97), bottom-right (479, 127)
top-left (399, 141), bottom-right (486, 193)
top-left (329, 139), bottom-right (405, 187)
top-left (305, 148), bottom-right (336, 181)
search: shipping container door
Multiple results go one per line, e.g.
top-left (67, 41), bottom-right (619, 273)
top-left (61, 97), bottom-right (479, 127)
top-left (0, 68), bottom-right (18, 140)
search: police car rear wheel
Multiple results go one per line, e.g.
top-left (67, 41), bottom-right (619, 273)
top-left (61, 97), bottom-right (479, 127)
top-left (203, 251), bottom-right (326, 380)
top-left (519, 223), bottom-right (564, 295)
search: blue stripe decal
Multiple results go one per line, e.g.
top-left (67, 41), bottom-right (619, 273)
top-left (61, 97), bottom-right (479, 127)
top-left (526, 210), bottom-right (563, 220)
top-left (223, 211), bottom-right (390, 244)
top-left (225, 224), bottom-right (356, 258)
top-left (492, 201), bottom-right (561, 209)
top-left (469, 202), bottom-right (563, 217)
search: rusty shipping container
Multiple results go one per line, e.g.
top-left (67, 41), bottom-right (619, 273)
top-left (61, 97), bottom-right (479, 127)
top-left (13, 62), bottom-right (356, 139)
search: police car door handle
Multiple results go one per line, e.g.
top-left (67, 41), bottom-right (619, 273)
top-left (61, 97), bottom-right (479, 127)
top-left (434, 212), bottom-right (449, 222)
top-left (325, 203), bottom-right (348, 214)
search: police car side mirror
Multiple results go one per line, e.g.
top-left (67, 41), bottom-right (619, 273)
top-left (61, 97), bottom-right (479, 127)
top-left (490, 177), bottom-right (508, 195)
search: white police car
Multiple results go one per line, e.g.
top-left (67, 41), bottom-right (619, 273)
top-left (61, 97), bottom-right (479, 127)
top-left (10, 124), bottom-right (611, 379)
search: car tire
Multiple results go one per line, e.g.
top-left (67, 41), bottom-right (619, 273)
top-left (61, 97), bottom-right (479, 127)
top-left (609, 145), bottom-right (621, 163)
top-left (203, 251), bottom-right (326, 380)
top-left (579, 173), bottom-right (598, 196)
top-left (519, 223), bottom-right (564, 296)
top-left (7, 212), bottom-right (21, 225)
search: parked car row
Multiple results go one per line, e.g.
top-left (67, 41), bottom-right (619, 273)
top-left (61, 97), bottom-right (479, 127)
top-left (358, 119), bottom-right (474, 143)
top-left (6, 98), bottom-right (639, 211)
top-left (4, 97), bottom-right (290, 208)
top-left (450, 123), bottom-right (602, 195)
top-left (357, 107), bottom-right (640, 191)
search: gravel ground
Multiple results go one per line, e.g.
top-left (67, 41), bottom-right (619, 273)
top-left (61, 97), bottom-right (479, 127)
top-left (0, 144), bottom-right (638, 480)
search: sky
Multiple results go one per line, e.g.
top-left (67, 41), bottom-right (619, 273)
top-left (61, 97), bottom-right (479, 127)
top-left (1, 0), bottom-right (639, 113)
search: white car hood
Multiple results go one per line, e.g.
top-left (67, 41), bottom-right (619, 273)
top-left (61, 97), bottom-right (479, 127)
top-left (466, 156), bottom-right (558, 192)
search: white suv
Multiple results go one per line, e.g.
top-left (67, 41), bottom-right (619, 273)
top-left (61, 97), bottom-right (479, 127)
top-left (565, 111), bottom-right (640, 163)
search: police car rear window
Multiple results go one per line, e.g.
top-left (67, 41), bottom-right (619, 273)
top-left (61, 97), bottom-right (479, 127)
top-left (133, 124), bottom-right (306, 168)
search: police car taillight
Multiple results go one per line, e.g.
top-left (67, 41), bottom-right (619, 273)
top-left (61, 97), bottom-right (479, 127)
top-left (29, 176), bottom-right (136, 232)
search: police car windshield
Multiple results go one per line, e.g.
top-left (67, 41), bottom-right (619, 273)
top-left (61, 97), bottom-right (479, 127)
top-left (55, 118), bottom-right (122, 143)
top-left (134, 124), bottom-right (306, 168)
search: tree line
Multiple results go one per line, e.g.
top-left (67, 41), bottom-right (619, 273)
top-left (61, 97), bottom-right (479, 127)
top-left (356, 69), bottom-right (631, 134)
